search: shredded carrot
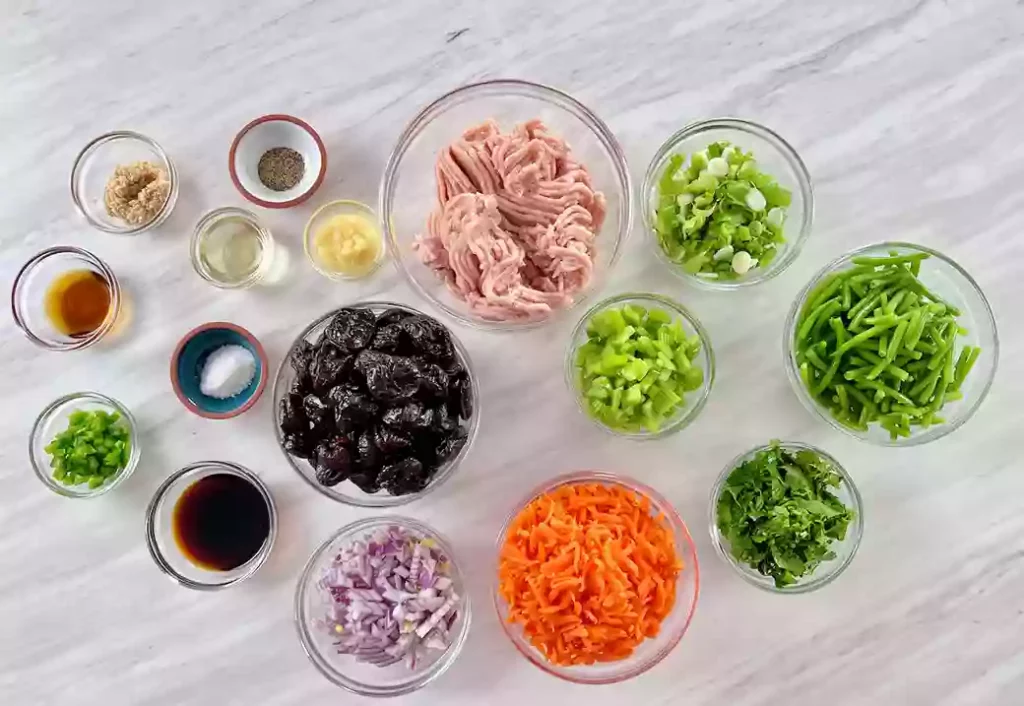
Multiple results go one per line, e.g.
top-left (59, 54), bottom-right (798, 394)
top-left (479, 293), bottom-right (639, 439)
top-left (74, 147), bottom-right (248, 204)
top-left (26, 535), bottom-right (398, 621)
top-left (498, 482), bottom-right (683, 666)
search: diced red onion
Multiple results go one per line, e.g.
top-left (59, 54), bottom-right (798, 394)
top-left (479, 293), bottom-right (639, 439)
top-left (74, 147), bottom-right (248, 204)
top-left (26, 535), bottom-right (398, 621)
top-left (319, 525), bottom-right (459, 670)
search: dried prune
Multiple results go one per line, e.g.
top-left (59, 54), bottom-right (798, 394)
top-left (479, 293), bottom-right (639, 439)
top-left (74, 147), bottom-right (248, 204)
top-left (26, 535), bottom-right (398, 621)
top-left (355, 428), bottom-right (380, 472)
top-left (355, 350), bottom-right (421, 402)
top-left (348, 472), bottom-right (382, 494)
top-left (374, 425), bottom-right (413, 455)
top-left (310, 343), bottom-right (351, 394)
top-left (412, 359), bottom-right (448, 399)
top-left (398, 315), bottom-right (455, 361)
top-left (447, 371), bottom-right (473, 420)
top-left (435, 428), bottom-right (468, 464)
top-left (324, 308), bottom-right (378, 354)
top-left (279, 393), bottom-right (308, 433)
top-left (314, 437), bottom-right (353, 486)
top-left (303, 394), bottom-right (332, 434)
top-left (378, 457), bottom-right (428, 494)
top-left (382, 401), bottom-right (435, 433)
top-left (328, 385), bottom-right (377, 433)
top-left (370, 323), bottom-right (403, 353)
top-left (283, 430), bottom-right (316, 459)
top-left (376, 308), bottom-right (413, 327)
top-left (290, 339), bottom-right (315, 376)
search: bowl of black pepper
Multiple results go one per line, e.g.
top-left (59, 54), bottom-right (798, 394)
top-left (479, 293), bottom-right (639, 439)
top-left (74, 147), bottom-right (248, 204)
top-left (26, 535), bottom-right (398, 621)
top-left (228, 114), bottom-right (327, 209)
top-left (272, 303), bottom-right (479, 507)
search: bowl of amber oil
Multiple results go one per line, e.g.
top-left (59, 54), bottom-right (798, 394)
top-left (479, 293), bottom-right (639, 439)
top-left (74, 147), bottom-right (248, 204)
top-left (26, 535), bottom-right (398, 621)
top-left (12, 246), bottom-right (128, 350)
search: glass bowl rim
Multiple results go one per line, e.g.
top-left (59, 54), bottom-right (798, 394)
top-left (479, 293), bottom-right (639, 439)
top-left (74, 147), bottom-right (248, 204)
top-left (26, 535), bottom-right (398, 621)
top-left (270, 301), bottom-right (480, 507)
top-left (782, 240), bottom-right (1000, 446)
top-left (641, 116), bottom-right (814, 290)
top-left (293, 515), bottom-right (472, 697)
top-left (69, 130), bottom-right (178, 235)
top-left (491, 469), bottom-right (700, 684)
top-left (302, 199), bottom-right (385, 281)
top-left (708, 440), bottom-right (864, 594)
top-left (378, 78), bottom-right (634, 331)
top-left (563, 292), bottom-right (716, 440)
top-left (189, 206), bottom-right (274, 289)
top-left (29, 391), bottom-right (140, 498)
top-left (143, 460), bottom-right (278, 591)
top-left (11, 245), bottom-right (123, 351)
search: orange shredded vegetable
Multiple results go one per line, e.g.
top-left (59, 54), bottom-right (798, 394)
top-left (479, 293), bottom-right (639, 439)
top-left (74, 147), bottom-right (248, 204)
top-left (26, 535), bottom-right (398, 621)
top-left (497, 481), bottom-right (682, 666)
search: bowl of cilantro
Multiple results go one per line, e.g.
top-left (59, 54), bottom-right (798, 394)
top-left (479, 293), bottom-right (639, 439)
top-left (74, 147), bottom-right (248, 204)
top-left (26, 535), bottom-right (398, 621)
top-left (709, 440), bottom-right (862, 593)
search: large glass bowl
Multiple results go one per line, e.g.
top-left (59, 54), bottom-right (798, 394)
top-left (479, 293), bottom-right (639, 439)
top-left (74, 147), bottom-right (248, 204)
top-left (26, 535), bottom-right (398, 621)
top-left (271, 302), bottom-right (479, 507)
top-left (784, 242), bottom-right (998, 446)
top-left (379, 79), bottom-right (633, 330)
top-left (564, 293), bottom-right (715, 440)
top-left (709, 442), bottom-right (863, 594)
top-left (295, 516), bottom-right (471, 697)
top-left (493, 471), bottom-right (699, 684)
top-left (642, 118), bottom-right (813, 289)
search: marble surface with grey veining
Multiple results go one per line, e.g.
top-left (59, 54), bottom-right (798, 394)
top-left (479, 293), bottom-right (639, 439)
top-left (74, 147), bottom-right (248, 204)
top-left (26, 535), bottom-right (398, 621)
top-left (2, 1), bottom-right (1024, 704)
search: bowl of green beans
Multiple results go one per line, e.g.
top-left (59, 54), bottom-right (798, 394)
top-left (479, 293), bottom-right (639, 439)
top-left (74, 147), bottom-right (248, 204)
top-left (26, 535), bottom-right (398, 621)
top-left (30, 391), bottom-right (140, 498)
top-left (784, 243), bottom-right (998, 446)
top-left (565, 293), bottom-right (715, 439)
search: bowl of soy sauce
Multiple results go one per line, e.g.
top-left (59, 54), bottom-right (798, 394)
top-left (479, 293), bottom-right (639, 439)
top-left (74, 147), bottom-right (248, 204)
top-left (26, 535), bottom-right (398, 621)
top-left (145, 461), bottom-right (277, 590)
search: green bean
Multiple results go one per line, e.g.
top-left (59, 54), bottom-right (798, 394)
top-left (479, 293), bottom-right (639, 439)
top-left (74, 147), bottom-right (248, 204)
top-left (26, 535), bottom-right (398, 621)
top-left (793, 250), bottom-right (981, 439)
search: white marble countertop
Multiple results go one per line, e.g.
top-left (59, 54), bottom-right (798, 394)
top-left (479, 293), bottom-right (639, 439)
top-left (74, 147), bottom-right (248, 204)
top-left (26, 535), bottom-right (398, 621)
top-left (3, 1), bottom-right (1024, 704)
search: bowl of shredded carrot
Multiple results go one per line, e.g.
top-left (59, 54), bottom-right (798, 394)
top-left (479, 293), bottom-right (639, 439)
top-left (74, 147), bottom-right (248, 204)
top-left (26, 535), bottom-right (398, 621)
top-left (493, 471), bottom-right (699, 683)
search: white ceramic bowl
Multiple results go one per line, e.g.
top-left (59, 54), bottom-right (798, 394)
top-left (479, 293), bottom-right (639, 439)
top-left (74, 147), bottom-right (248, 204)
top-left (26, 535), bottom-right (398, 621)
top-left (229, 114), bottom-right (327, 209)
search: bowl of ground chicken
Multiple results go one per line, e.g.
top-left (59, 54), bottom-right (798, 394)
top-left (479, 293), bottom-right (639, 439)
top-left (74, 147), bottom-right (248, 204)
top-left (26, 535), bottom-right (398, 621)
top-left (71, 131), bottom-right (178, 235)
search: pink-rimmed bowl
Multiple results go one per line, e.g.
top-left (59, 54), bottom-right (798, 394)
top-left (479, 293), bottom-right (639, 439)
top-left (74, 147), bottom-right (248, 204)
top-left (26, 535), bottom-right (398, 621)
top-left (228, 114), bottom-right (327, 209)
top-left (493, 470), bottom-right (700, 684)
top-left (170, 322), bottom-right (268, 419)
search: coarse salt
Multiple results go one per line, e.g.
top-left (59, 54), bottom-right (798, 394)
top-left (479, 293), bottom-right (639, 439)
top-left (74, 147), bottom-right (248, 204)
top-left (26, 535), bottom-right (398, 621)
top-left (200, 344), bottom-right (256, 399)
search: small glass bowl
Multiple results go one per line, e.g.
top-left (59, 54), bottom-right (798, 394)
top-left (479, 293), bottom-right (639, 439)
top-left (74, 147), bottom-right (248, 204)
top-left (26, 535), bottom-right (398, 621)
top-left (783, 242), bottom-right (999, 446)
top-left (642, 118), bottom-right (813, 289)
top-left (379, 79), bottom-right (633, 330)
top-left (271, 302), bottom-right (479, 507)
top-left (709, 442), bottom-right (863, 594)
top-left (564, 293), bottom-right (715, 439)
top-left (190, 207), bottom-right (277, 289)
top-left (144, 461), bottom-right (277, 590)
top-left (295, 516), bottom-right (471, 697)
top-left (303, 200), bottom-right (385, 280)
top-left (29, 392), bottom-right (140, 499)
top-left (11, 246), bottom-right (123, 351)
top-left (70, 130), bottom-right (178, 234)
top-left (493, 471), bottom-right (699, 684)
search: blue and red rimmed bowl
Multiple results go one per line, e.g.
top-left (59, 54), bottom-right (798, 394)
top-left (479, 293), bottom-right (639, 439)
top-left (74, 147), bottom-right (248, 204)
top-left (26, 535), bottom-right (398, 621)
top-left (170, 322), bottom-right (268, 419)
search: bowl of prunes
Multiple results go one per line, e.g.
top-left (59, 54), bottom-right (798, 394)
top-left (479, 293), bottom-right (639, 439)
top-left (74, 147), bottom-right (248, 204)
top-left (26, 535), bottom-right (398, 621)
top-left (273, 302), bottom-right (479, 507)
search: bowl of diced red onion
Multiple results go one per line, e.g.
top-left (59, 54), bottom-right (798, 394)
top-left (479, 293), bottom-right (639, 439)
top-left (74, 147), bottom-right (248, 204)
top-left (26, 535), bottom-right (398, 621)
top-left (294, 516), bottom-right (471, 697)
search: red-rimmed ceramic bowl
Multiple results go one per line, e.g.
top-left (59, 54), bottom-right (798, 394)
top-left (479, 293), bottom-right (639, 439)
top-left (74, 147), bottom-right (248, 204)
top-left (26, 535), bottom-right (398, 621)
top-left (228, 114), bottom-right (327, 209)
top-left (170, 322), bottom-right (269, 419)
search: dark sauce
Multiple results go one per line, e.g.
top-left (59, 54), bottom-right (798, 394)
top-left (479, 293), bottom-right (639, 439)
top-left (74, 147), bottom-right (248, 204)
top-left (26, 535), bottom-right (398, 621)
top-left (172, 473), bottom-right (270, 571)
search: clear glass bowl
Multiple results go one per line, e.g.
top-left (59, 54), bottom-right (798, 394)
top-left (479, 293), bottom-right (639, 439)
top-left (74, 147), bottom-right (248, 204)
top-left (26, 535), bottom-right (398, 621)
top-left (70, 130), bottom-right (178, 234)
top-left (493, 471), bottom-right (700, 684)
top-left (564, 293), bottom-right (715, 439)
top-left (11, 246), bottom-right (124, 351)
top-left (709, 441), bottom-right (863, 594)
top-left (29, 392), bottom-right (140, 499)
top-left (271, 302), bottom-right (479, 507)
top-left (303, 200), bottom-right (385, 281)
top-left (379, 79), bottom-right (633, 330)
top-left (783, 242), bottom-right (999, 446)
top-left (642, 118), bottom-right (813, 289)
top-left (190, 207), bottom-right (277, 289)
top-left (144, 461), bottom-right (277, 590)
top-left (295, 516), bottom-right (471, 697)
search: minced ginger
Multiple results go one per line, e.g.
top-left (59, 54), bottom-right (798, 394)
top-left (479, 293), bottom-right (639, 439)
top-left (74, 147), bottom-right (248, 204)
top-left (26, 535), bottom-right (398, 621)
top-left (103, 161), bottom-right (170, 226)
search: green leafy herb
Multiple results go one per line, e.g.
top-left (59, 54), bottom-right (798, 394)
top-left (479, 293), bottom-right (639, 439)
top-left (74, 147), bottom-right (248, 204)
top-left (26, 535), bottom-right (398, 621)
top-left (716, 441), bottom-right (854, 588)
top-left (654, 140), bottom-right (792, 280)
top-left (44, 409), bottom-right (131, 488)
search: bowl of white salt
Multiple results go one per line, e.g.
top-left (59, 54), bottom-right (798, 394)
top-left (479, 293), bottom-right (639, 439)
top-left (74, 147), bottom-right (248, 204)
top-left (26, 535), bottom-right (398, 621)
top-left (170, 322), bottom-right (268, 419)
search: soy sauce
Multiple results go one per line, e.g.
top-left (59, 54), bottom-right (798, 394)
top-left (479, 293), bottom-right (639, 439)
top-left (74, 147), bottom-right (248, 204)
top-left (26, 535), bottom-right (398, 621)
top-left (172, 473), bottom-right (270, 571)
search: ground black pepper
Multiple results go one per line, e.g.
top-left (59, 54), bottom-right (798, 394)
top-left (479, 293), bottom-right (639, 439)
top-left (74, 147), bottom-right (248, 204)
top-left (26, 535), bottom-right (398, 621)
top-left (257, 147), bottom-right (305, 191)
